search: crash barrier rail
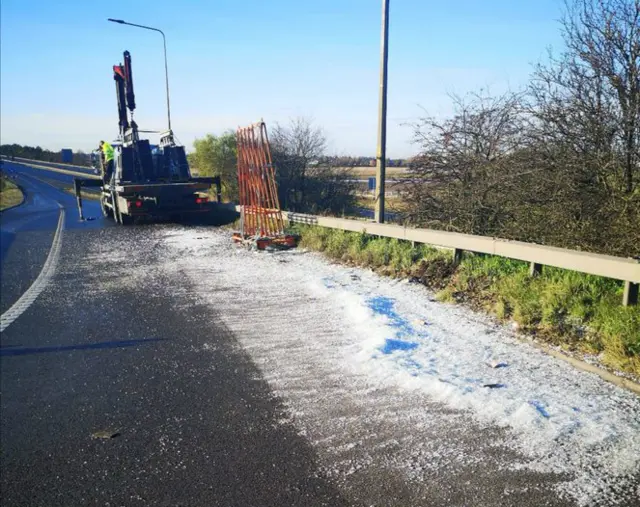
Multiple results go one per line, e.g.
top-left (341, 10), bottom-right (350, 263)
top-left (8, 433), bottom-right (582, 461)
top-left (2, 156), bottom-right (94, 172)
top-left (1, 156), bottom-right (100, 180)
top-left (281, 211), bottom-right (640, 307)
top-left (5, 157), bottom-right (639, 306)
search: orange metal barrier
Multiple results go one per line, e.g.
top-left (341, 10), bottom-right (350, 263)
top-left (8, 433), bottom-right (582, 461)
top-left (233, 121), bottom-right (296, 249)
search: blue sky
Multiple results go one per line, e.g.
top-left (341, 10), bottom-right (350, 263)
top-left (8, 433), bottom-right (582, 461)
top-left (1, 0), bottom-right (564, 157)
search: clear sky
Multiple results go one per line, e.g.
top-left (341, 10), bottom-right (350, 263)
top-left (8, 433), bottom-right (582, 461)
top-left (0, 0), bottom-right (564, 157)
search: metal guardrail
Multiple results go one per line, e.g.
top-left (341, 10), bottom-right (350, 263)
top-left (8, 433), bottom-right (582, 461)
top-left (6, 157), bottom-right (639, 305)
top-left (283, 211), bottom-right (640, 307)
top-left (2, 157), bottom-right (101, 180)
top-left (18, 161), bottom-right (99, 180)
top-left (5, 156), bottom-right (93, 172)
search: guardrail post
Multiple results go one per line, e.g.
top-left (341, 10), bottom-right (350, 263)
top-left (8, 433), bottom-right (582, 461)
top-left (453, 248), bottom-right (463, 266)
top-left (623, 281), bottom-right (638, 307)
top-left (529, 262), bottom-right (542, 277)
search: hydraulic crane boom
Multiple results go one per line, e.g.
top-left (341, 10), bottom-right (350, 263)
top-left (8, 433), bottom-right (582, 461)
top-left (113, 51), bottom-right (141, 145)
top-left (113, 63), bottom-right (128, 134)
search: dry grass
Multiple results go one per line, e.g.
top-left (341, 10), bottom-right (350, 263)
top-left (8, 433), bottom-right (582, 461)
top-left (62, 187), bottom-right (100, 200)
top-left (0, 175), bottom-right (24, 210)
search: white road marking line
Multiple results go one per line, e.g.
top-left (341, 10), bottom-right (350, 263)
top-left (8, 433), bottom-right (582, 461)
top-left (0, 207), bottom-right (65, 333)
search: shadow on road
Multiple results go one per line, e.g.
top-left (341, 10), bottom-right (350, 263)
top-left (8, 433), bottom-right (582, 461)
top-left (0, 337), bottom-right (165, 356)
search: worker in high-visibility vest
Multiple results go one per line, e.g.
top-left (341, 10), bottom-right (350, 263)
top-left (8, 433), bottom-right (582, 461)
top-left (99, 140), bottom-right (114, 183)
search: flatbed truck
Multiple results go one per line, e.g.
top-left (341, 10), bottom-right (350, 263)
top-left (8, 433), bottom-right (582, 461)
top-left (74, 50), bottom-right (221, 224)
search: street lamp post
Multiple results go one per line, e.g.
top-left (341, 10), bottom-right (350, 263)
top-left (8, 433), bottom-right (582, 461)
top-left (374, 0), bottom-right (390, 224)
top-left (107, 19), bottom-right (172, 134)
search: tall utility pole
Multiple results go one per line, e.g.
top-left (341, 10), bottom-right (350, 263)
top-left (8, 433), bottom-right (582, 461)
top-left (374, 0), bottom-right (390, 223)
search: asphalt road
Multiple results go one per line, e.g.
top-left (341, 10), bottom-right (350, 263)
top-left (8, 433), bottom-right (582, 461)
top-left (1, 164), bottom-right (351, 506)
top-left (1, 161), bottom-right (637, 507)
top-left (0, 163), bottom-right (103, 314)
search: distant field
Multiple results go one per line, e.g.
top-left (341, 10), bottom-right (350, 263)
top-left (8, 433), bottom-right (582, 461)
top-left (346, 166), bottom-right (410, 178)
top-left (356, 196), bottom-right (408, 211)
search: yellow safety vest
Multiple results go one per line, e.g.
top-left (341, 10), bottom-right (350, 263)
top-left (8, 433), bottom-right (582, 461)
top-left (102, 142), bottom-right (114, 162)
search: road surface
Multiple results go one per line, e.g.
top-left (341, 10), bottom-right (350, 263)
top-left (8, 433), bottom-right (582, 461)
top-left (1, 161), bottom-right (638, 506)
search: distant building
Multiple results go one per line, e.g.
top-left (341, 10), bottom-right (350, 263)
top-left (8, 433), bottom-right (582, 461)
top-left (61, 149), bottom-right (73, 163)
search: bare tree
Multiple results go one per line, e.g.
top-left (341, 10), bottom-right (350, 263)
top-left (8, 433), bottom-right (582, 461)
top-left (270, 117), bottom-right (356, 214)
top-left (404, 0), bottom-right (640, 255)
top-left (271, 117), bottom-right (325, 211)
top-left (405, 91), bottom-right (531, 235)
top-left (271, 117), bottom-right (327, 164)
top-left (520, 0), bottom-right (640, 254)
top-left (532, 0), bottom-right (640, 194)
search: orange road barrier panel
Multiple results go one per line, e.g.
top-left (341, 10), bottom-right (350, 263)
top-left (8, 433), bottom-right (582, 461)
top-left (233, 121), bottom-right (297, 250)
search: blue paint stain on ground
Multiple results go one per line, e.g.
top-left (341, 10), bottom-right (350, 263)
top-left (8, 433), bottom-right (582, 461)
top-left (322, 277), bottom-right (336, 289)
top-left (326, 284), bottom-right (509, 394)
top-left (367, 295), bottom-right (417, 339)
top-left (405, 358), bottom-right (424, 376)
top-left (323, 279), bottom-right (516, 396)
top-left (381, 338), bottom-right (418, 354)
top-left (529, 400), bottom-right (551, 419)
top-left (366, 295), bottom-right (427, 376)
top-left (325, 282), bottom-right (434, 376)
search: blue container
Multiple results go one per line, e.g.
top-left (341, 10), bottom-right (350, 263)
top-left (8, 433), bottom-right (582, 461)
top-left (61, 149), bottom-right (73, 163)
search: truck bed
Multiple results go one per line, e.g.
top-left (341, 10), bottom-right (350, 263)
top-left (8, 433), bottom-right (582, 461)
top-left (112, 180), bottom-right (212, 195)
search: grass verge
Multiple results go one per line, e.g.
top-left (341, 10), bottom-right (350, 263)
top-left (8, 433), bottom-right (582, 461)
top-left (0, 174), bottom-right (24, 210)
top-left (61, 187), bottom-right (100, 200)
top-left (291, 224), bottom-right (640, 378)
